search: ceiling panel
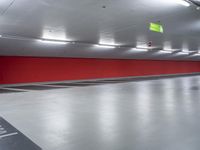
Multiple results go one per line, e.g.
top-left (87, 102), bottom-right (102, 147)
top-left (0, 0), bottom-right (14, 15)
top-left (0, 0), bottom-right (200, 60)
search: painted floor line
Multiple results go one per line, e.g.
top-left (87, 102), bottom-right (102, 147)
top-left (0, 132), bottom-right (18, 139)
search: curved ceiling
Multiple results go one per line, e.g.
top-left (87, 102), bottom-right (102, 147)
top-left (0, 0), bottom-right (200, 60)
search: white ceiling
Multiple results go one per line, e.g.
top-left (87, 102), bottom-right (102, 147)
top-left (0, 0), bottom-right (200, 60)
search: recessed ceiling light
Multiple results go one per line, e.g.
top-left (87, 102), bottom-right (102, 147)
top-left (178, 51), bottom-right (190, 54)
top-left (38, 39), bottom-right (67, 45)
top-left (193, 53), bottom-right (200, 56)
top-left (136, 46), bottom-right (152, 49)
top-left (94, 44), bottom-right (116, 48)
top-left (167, 0), bottom-right (191, 7)
top-left (163, 49), bottom-right (181, 53)
top-left (160, 50), bottom-right (172, 53)
top-left (175, 0), bottom-right (191, 7)
top-left (132, 48), bottom-right (149, 52)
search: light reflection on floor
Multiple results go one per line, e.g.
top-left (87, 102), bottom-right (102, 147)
top-left (1, 76), bottom-right (200, 150)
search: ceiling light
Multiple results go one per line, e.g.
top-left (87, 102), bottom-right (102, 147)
top-left (94, 44), bottom-right (116, 48)
top-left (163, 49), bottom-right (181, 53)
top-left (178, 51), bottom-right (190, 54)
top-left (174, 0), bottom-right (190, 6)
top-left (136, 46), bottom-right (152, 49)
top-left (132, 48), bottom-right (149, 52)
top-left (166, 0), bottom-right (191, 7)
top-left (160, 50), bottom-right (172, 53)
top-left (188, 50), bottom-right (200, 56)
top-left (192, 53), bottom-right (200, 56)
top-left (38, 39), bottom-right (67, 45)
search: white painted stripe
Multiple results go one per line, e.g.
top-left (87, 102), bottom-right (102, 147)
top-left (0, 132), bottom-right (18, 139)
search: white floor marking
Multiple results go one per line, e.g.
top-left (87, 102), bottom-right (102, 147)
top-left (0, 132), bottom-right (18, 139)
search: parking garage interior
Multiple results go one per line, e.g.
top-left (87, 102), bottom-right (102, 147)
top-left (1, 0), bottom-right (200, 150)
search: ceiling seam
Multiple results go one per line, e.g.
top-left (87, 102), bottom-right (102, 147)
top-left (0, 0), bottom-right (16, 16)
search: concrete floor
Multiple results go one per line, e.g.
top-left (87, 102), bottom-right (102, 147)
top-left (1, 76), bottom-right (200, 150)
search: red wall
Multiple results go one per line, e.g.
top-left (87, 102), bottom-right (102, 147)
top-left (0, 56), bottom-right (200, 84)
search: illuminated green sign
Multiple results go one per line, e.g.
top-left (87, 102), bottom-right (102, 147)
top-left (150, 23), bottom-right (164, 33)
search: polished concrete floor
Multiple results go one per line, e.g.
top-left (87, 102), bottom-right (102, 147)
top-left (1, 76), bottom-right (200, 150)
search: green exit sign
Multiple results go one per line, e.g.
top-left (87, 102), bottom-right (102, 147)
top-left (150, 23), bottom-right (164, 33)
